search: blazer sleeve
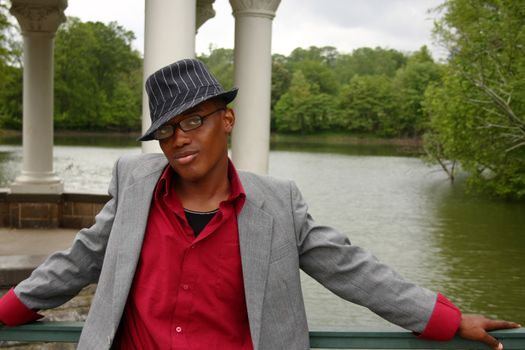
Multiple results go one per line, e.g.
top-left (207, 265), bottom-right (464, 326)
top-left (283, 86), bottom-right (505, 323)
top-left (12, 158), bottom-right (120, 311)
top-left (289, 180), bottom-right (442, 334)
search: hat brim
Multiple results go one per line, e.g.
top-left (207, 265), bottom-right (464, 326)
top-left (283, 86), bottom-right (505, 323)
top-left (138, 88), bottom-right (238, 141)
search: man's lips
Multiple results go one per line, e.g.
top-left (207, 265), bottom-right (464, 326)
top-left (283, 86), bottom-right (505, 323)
top-left (173, 150), bottom-right (198, 165)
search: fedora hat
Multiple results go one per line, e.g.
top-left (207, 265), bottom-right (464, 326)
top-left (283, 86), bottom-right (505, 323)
top-left (139, 58), bottom-right (238, 141)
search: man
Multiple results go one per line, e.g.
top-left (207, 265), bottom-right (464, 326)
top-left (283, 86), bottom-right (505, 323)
top-left (0, 59), bottom-right (519, 349)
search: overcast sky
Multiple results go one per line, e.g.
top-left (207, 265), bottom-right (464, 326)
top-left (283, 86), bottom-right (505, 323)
top-left (65, 0), bottom-right (447, 59)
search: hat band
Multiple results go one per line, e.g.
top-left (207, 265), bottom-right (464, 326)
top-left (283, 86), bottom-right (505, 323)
top-left (150, 85), bottom-right (223, 121)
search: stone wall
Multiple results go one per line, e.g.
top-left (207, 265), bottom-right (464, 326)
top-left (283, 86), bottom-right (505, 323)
top-left (0, 192), bottom-right (110, 229)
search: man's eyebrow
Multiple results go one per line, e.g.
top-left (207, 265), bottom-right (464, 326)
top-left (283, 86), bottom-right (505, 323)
top-left (181, 105), bottom-right (203, 115)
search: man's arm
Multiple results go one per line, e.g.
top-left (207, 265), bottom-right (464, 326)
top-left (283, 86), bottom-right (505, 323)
top-left (0, 158), bottom-right (120, 325)
top-left (288, 181), bottom-right (520, 349)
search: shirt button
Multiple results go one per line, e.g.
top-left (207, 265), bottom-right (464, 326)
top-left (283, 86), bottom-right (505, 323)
top-left (176, 326), bottom-right (182, 333)
top-left (182, 284), bottom-right (189, 290)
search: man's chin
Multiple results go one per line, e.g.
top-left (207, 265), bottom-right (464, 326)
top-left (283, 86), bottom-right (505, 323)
top-left (170, 165), bottom-right (204, 183)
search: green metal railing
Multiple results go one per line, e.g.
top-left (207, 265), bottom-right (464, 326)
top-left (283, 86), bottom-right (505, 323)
top-left (0, 322), bottom-right (524, 349)
top-left (309, 329), bottom-right (525, 349)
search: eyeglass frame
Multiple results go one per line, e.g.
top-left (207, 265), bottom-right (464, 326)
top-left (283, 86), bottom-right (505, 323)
top-left (153, 107), bottom-right (226, 141)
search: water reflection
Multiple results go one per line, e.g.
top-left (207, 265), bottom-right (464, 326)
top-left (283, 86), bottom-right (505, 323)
top-left (55, 134), bottom-right (141, 148)
top-left (0, 147), bottom-right (21, 187)
top-left (429, 178), bottom-right (525, 323)
top-left (269, 152), bottom-right (452, 328)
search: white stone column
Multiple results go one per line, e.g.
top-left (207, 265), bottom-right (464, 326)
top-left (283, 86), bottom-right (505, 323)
top-left (230, 0), bottom-right (281, 174)
top-left (141, 0), bottom-right (198, 153)
top-left (9, 0), bottom-right (67, 194)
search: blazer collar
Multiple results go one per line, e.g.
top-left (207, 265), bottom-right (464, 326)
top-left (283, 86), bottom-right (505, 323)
top-left (130, 153), bottom-right (168, 181)
top-left (113, 154), bottom-right (168, 321)
top-left (237, 172), bottom-right (273, 350)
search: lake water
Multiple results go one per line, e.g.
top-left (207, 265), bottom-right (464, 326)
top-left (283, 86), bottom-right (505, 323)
top-left (0, 135), bottom-right (523, 330)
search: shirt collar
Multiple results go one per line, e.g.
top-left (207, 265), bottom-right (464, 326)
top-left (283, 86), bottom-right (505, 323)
top-left (226, 159), bottom-right (246, 214)
top-left (155, 158), bottom-right (246, 213)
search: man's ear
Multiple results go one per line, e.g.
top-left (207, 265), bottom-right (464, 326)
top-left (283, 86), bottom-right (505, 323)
top-left (223, 108), bottom-right (235, 133)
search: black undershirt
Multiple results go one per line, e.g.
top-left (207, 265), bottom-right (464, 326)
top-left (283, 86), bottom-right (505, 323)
top-left (184, 208), bottom-right (219, 237)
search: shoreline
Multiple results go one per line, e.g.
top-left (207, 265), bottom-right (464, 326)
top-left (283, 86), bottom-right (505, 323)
top-left (271, 133), bottom-right (422, 147)
top-left (1, 129), bottom-right (423, 147)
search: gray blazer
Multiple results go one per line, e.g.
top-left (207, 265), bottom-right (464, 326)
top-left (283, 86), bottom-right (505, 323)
top-left (14, 153), bottom-right (437, 350)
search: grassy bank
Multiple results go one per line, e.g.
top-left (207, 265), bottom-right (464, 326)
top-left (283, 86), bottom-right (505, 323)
top-left (0, 129), bottom-right (424, 155)
top-left (271, 132), bottom-right (422, 147)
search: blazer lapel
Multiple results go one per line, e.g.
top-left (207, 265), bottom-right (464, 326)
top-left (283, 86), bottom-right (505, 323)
top-left (112, 155), bottom-right (167, 320)
top-left (238, 175), bottom-right (274, 350)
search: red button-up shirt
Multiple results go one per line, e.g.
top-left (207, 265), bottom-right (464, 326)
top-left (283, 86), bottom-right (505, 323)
top-left (113, 160), bottom-right (251, 349)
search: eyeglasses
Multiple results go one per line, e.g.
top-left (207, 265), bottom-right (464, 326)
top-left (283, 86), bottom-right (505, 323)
top-left (153, 108), bottom-right (226, 140)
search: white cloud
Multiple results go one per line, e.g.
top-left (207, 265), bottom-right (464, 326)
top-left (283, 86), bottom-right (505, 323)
top-left (62, 0), bottom-right (447, 59)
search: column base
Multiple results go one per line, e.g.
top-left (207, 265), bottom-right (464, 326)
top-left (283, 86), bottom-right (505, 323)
top-left (10, 175), bottom-right (64, 194)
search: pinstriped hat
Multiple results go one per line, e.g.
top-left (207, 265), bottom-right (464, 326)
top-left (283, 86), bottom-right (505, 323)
top-left (139, 58), bottom-right (238, 141)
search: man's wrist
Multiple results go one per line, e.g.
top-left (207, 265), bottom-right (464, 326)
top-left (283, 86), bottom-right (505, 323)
top-left (0, 288), bottom-right (43, 326)
top-left (418, 293), bottom-right (462, 341)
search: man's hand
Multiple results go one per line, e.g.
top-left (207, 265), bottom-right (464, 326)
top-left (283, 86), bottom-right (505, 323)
top-left (457, 314), bottom-right (521, 350)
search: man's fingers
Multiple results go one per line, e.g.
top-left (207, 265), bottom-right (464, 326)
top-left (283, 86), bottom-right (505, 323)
top-left (458, 315), bottom-right (521, 350)
top-left (480, 333), bottom-right (502, 350)
top-left (485, 320), bottom-right (521, 331)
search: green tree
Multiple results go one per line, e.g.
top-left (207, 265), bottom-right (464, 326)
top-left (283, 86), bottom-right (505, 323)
top-left (338, 75), bottom-right (399, 136)
top-left (286, 46), bottom-right (340, 95)
top-left (424, 0), bottom-right (525, 199)
top-left (334, 47), bottom-right (407, 84)
top-left (274, 70), bottom-right (338, 133)
top-left (270, 54), bottom-right (291, 130)
top-left (292, 59), bottom-right (339, 95)
top-left (287, 46), bottom-right (338, 67)
top-left (393, 46), bottom-right (443, 136)
top-left (0, 3), bottom-right (22, 129)
top-left (198, 47), bottom-right (234, 91)
top-left (54, 18), bottom-right (142, 131)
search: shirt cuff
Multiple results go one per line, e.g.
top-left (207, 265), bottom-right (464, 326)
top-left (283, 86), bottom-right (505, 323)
top-left (417, 293), bottom-right (462, 341)
top-left (0, 288), bottom-right (43, 326)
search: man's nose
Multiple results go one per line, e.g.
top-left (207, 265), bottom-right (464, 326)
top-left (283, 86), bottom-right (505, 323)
top-left (171, 127), bottom-right (191, 147)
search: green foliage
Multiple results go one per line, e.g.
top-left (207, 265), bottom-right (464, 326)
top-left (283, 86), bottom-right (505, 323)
top-left (285, 46), bottom-right (340, 95)
top-left (53, 18), bottom-right (142, 131)
top-left (270, 44), bottom-right (440, 137)
top-left (198, 47), bottom-right (234, 92)
top-left (393, 46), bottom-right (443, 136)
top-left (0, 2), bottom-right (22, 128)
top-left (0, 7), bottom-right (7, 36)
top-left (334, 47), bottom-right (407, 83)
top-left (291, 59), bottom-right (339, 95)
top-left (338, 75), bottom-right (399, 136)
top-left (424, 0), bottom-right (525, 199)
top-left (287, 46), bottom-right (339, 66)
top-left (274, 71), bottom-right (338, 133)
top-left (0, 64), bottom-right (22, 128)
top-left (270, 54), bottom-right (291, 130)
top-left (0, 3), bottom-right (11, 60)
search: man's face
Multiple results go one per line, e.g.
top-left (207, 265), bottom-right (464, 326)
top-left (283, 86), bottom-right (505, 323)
top-left (159, 98), bottom-right (234, 183)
